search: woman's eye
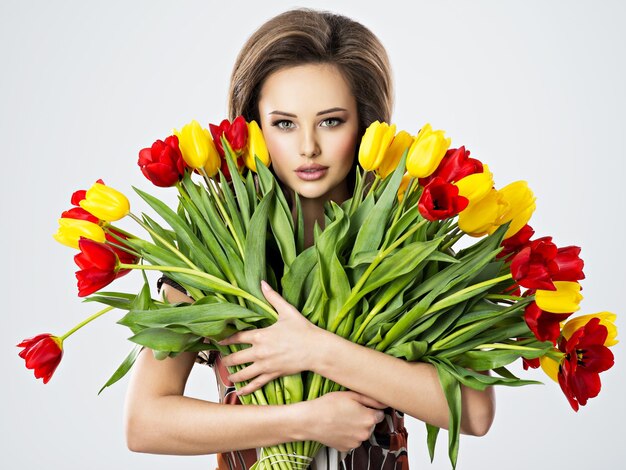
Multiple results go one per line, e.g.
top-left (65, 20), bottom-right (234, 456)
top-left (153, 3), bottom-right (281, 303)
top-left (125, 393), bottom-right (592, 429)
top-left (273, 120), bottom-right (295, 130)
top-left (320, 118), bottom-right (343, 128)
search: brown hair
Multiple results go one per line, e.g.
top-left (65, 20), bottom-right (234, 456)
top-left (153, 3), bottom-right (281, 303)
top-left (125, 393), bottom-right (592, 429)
top-left (228, 8), bottom-right (393, 137)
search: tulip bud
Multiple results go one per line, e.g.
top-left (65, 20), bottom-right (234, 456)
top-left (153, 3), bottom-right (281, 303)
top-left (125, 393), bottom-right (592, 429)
top-left (17, 333), bottom-right (64, 384)
top-left (454, 165), bottom-right (494, 206)
top-left (244, 120), bottom-right (270, 172)
top-left (138, 135), bottom-right (186, 187)
top-left (174, 120), bottom-right (220, 173)
top-left (79, 182), bottom-right (130, 222)
top-left (358, 121), bottom-right (396, 172)
top-left (54, 218), bottom-right (106, 249)
top-left (377, 130), bottom-right (413, 179)
top-left (535, 281), bottom-right (583, 314)
top-left (493, 181), bottom-right (536, 239)
top-left (457, 189), bottom-right (507, 237)
top-left (406, 123), bottom-right (451, 178)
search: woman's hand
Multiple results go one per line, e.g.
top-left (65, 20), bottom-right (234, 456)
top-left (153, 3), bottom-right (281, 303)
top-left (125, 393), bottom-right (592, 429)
top-left (218, 280), bottom-right (325, 396)
top-left (302, 391), bottom-right (387, 452)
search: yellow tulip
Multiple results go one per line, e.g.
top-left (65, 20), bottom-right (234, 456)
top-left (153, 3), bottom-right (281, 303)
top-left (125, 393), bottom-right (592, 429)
top-left (454, 165), bottom-right (494, 206)
top-left (539, 354), bottom-right (560, 383)
top-left (535, 281), bottom-right (583, 314)
top-left (53, 218), bottom-right (106, 249)
top-left (174, 120), bottom-right (220, 173)
top-left (244, 120), bottom-right (270, 172)
top-left (561, 312), bottom-right (618, 346)
top-left (406, 123), bottom-right (451, 178)
top-left (79, 182), bottom-right (130, 222)
top-left (377, 130), bottom-right (413, 179)
top-left (458, 188), bottom-right (507, 237)
top-left (492, 181), bottom-right (536, 239)
top-left (358, 121), bottom-right (396, 172)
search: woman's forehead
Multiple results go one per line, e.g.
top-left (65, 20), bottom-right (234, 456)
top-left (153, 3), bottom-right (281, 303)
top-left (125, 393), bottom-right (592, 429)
top-left (258, 63), bottom-right (356, 116)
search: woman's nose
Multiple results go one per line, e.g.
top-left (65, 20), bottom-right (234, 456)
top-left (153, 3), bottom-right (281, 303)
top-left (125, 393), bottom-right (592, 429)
top-left (299, 129), bottom-right (321, 158)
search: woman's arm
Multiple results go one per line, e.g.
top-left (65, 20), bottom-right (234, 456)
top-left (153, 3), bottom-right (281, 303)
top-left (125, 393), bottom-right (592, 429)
top-left (124, 284), bottom-right (387, 455)
top-left (221, 282), bottom-right (495, 437)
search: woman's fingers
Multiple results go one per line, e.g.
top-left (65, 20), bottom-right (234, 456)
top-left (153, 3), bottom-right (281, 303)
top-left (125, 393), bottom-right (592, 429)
top-left (220, 347), bottom-right (256, 368)
top-left (236, 373), bottom-right (276, 396)
top-left (261, 280), bottom-right (299, 316)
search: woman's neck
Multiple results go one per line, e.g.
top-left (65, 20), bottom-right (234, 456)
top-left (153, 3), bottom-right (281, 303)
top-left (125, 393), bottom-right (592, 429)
top-left (290, 182), bottom-right (350, 248)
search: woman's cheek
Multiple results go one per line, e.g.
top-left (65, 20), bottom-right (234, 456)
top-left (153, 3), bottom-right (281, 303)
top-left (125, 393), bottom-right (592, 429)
top-left (265, 132), bottom-right (295, 184)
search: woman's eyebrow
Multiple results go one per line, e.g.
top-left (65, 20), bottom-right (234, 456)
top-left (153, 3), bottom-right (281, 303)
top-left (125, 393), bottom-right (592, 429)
top-left (317, 107), bottom-right (347, 116)
top-left (269, 110), bottom-right (297, 117)
top-left (268, 107), bottom-right (348, 118)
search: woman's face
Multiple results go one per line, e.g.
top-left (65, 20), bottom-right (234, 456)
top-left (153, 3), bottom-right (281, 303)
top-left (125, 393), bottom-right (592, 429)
top-left (257, 63), bottom-right (359, 202)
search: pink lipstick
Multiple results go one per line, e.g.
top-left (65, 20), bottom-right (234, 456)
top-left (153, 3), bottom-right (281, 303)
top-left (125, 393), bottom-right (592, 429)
top-left (295, 164), bottom-right (328, 181)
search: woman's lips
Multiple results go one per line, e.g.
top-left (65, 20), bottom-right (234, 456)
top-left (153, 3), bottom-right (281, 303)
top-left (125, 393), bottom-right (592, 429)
top-left (295, 165), bottom-right (328, 181)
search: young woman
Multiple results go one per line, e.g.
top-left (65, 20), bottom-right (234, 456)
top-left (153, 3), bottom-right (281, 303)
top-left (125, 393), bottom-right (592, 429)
top-left (124, 9), bottom-right (495, 469)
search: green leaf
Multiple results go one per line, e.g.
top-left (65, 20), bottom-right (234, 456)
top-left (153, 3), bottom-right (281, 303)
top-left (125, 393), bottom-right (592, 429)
top-left (348, 152), bottom-right (407, 264)
top-left (282, 245), bottom-right (317, 307)
top-left (83, 291), bottom-right (137, 310)
top-left (426, 424), bottom-right (440, 463)
top-left (243, 189), bottom-right (273, 304)
top-left (386, 340), bottom-right (428, 361)
top-left (133, 186), bottom-right (220, 277)
top-left (217, 167), bottom-right (246, 245)
top-left (268, 191), bottom-right (297, 267)
top-left (430, 358), bottom-right (462, 469)
top-left (98, 345), bottom-right (142, 395)
top-left (128, 327), bottom-right (203, 353)
top-left (223, 142), bottom-right (251, 229)
top-left (177, 190), bottom-right (235, 282)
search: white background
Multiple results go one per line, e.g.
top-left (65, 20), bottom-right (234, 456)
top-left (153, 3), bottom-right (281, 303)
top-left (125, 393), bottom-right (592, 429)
top-left (2, 1), bottom-right (624, 468)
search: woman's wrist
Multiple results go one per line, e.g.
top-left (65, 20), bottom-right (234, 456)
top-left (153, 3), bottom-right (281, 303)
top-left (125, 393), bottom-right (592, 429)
top-left (284, 400), bottom-right (316, 442)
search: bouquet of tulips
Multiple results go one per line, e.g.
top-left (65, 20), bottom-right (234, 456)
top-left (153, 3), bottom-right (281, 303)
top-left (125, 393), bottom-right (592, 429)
top-left (18, 116), bottom-right (617, 469)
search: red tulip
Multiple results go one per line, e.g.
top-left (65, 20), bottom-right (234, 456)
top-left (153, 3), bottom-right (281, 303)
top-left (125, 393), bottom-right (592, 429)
top-left (61, 207), bottom-right (99, 224)
top-left (420, 146), bottom-right (483, 185)
top-left (138, 135), bottom-right (186, 187)
top-left (558, 317), bottom-right (614, 411)
top-left (17, 333), bottom-right (64, 384)
top-left (552, 246), bottom-right (585, 283)
top-left (71, 179), bottom-right (105, 206)
top-left (498, 224), bottom-right (534, 259)
top-left (209, 116), bottom-right (249, 157)
top-left (74, 238), bottom-right (122, 297)
top-left (418, 177), bottom-right (469, 221)
top-left (522, 357), bottom-right (540, 370)
top-left (511, 238), bottom-right (585, 290)
top-left (105, 230), bottom-right (139, 274)
top-left (511, 237), bottom-right (558, 290)
top-left (524, 301), bottom-right (573, 344)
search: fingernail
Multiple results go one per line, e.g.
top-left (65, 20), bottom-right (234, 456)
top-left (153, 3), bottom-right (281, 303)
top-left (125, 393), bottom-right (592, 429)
top-left (261, 280), bottom-right (270, 291)
top-left (376, 411), bottom-right (384, 422)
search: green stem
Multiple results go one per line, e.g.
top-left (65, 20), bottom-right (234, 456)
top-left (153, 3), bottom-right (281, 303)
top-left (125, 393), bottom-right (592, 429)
top-left (390, 177), bottom-right (415, 228)
top-left (485, 294), bottom-right (526, 302)
top-left (128, 212), bottom-right (199, 270)
top-left (440, 232), bottom-right (464, 252)
top-left (329, 219), bottom-right (428, 333)
top-left (199, 168), bottom-right (245, 258)
top-left (60, 306), bottom-right (114, 341)
top-left (475, 343), bottom-right (544, 352)
top-left (425, 273), bottom-right (513, 317)
top-left (348, 167), bottom-right (366, 215)
top-left (368, 174), bottom-right (381, 194)
top-left (119, 263), bottom-right (277, 320)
